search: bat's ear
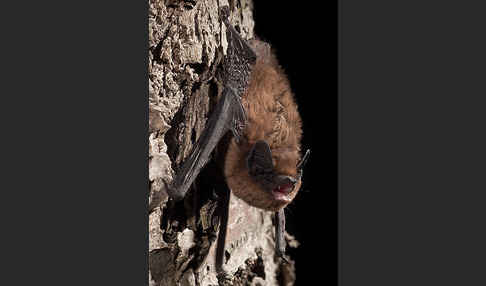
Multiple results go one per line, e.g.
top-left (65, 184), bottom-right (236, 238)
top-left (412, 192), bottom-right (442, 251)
top-left (247, 140), bottom-right (274, 178)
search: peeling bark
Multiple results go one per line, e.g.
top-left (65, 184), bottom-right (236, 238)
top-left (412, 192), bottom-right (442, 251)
top-left (148, 1), bottom-right (297, 285)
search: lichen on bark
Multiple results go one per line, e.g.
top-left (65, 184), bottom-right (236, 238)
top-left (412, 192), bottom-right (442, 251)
top-left (148, 1), bottom-right (296, 285)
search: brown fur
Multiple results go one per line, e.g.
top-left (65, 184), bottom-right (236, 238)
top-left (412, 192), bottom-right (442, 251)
top-left (224, 40), bottom-right (303, 211)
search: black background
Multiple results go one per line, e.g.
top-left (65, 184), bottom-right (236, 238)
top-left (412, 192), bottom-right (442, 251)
top-left (253, 2), bottom-right (338, 285)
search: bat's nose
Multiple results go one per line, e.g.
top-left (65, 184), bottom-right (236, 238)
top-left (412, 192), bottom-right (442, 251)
top-left (275, 175), bottom-right (297, 188)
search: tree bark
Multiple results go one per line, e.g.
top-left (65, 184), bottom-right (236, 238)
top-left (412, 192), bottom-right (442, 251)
top-left (148, 1), bottom-right (296, 285)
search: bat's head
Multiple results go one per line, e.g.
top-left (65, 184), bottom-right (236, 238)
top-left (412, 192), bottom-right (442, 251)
top-left (224, 140), bottom-right (310, 211)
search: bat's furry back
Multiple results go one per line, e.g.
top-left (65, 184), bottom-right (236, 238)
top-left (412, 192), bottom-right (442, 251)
top-left (224, 40), bottom-right (303, 211)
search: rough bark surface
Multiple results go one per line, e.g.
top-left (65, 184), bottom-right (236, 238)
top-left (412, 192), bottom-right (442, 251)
top-left (148, 1), bottom-right (297, 285)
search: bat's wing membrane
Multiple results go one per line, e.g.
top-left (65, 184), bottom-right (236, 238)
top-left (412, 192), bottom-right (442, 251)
top-left (168, 87), bottom-right (245, 201)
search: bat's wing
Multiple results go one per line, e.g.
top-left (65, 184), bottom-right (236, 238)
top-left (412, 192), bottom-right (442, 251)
top-left (219, 6), bottom-right (257, 100)
top-left (168, 86), bottom-right (245, 201)
top-left (168, 6), bottom-right (256, 201)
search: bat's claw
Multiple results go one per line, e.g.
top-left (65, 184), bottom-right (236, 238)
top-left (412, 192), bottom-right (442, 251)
top-left (277, 253), bottom-right (290, 264)
top-left (218, 6), bottom-right (230, 24)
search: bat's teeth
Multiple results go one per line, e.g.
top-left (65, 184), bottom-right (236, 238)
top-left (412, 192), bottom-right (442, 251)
top-left (272, 182), bottom-right (293, 203)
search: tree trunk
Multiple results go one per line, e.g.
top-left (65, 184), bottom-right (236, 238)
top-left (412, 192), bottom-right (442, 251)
top-left (148, 1), bottom-right (296, 285)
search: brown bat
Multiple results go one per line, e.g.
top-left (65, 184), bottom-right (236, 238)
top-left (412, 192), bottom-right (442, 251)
top-left (167, 6), bottom-right (310, 271)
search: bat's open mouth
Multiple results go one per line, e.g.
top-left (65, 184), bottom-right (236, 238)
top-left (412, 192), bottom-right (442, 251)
top-left (272, 182), bottom-right (293, 202)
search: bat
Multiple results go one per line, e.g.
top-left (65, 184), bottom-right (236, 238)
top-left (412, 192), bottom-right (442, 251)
top-left (167, 6), bottom-right (310, 272)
